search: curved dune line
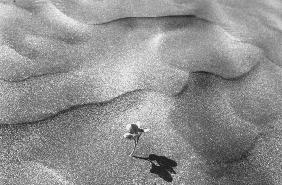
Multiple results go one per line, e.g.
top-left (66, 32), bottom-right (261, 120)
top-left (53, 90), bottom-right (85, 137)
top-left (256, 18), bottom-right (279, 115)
top-left (0, 45), bottom-right (35, 81)
top-left (0, 36), bottom-right (76, 82)
top-left (14, 0), bottom-right (93, 44)
top-left (19, 34), bottom-right (79, 73)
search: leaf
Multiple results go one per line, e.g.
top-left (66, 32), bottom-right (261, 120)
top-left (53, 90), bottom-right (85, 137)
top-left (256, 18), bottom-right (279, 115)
top-left (123, 133), bottom-right (134, 140)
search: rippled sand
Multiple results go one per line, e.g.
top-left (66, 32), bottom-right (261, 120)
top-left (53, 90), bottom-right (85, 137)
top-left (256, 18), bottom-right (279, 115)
top-left (0, 1), bottom-right (282, 184)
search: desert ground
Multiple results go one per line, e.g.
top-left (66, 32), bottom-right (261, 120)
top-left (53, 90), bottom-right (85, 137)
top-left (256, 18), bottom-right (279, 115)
top-left (0, 0), bottom-right (282, 184)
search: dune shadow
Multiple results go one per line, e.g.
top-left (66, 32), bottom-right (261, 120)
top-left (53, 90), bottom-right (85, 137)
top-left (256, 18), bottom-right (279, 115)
top-left (132, 154), bottom-right (177, 182)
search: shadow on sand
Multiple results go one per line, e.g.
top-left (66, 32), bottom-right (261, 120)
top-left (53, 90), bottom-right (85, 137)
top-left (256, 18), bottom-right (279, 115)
top-left (132, 154), bottom-right (177, 182)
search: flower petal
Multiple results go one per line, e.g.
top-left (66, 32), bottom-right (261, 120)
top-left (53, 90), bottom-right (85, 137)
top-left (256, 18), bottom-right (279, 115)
top-left (143, 128), bottom-right (150, 133)
top-left (125, 124), bottom-right (132, 131)
top-left (135, 121), bottom-right (141, 127)
top-left (137, 128), bottom-right (150, 133)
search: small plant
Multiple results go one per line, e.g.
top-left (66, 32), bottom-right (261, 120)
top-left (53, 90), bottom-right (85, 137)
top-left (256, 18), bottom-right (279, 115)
top-left (123, 121), bottom-right (149, 156)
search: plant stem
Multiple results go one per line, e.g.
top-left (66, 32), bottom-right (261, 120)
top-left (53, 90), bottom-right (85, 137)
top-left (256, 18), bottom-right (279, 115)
top-left (129, 132), bottom-right (142, 157)
top-left (129, 139), bottom-right (137, 156)
top-left (129, 132), bottom-right (143, 157)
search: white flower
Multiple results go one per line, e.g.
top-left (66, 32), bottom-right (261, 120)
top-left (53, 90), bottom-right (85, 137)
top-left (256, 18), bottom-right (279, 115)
top-left (124, 121), bottom-right (150, 156)
top-left (125, 122), bottom-right (150, 134)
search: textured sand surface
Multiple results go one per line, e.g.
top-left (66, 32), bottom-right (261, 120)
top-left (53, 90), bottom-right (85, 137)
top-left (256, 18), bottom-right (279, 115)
top-left (0, 0), bottom-right (282, 184)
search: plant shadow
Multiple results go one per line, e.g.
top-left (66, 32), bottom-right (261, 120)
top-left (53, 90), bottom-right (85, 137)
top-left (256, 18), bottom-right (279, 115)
top-left (132, 154), bottom-right (177, 182)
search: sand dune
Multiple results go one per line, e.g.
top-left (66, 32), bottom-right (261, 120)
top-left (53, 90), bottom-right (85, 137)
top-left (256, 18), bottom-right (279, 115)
top-left (0, 0), bottom-right (282, 184)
